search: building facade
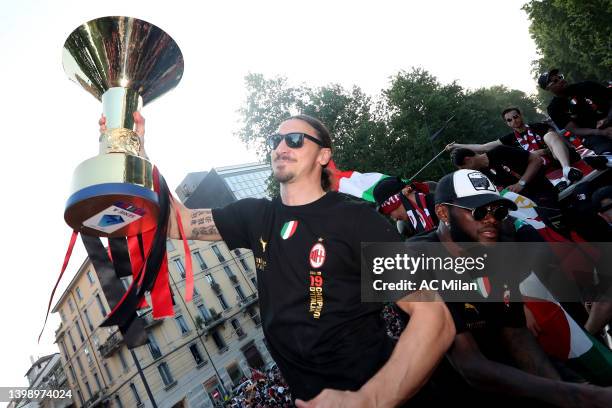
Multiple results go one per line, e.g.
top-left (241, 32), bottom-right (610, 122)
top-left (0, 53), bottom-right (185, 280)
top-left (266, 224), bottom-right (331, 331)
top-left (180, 162), bottom-right (271, 209)
top-left (53, 239), bottom-right (270, 408)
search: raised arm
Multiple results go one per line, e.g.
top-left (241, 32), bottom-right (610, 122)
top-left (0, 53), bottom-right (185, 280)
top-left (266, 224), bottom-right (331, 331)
top-left (447, 140), bottom-right (502, 153)
top-left (296, 291), bottom-right (455, 408)
top-left (168, 199), bottom-right (222, 241)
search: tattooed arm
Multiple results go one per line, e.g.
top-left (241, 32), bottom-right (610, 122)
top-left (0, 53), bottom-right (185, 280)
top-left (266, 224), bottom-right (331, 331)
top-left (168, 199), bottom-right (222, 241)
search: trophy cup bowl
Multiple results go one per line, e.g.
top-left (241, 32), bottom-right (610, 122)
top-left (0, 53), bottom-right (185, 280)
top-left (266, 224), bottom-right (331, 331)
top-left (63, 16), bottom-right (183, 237)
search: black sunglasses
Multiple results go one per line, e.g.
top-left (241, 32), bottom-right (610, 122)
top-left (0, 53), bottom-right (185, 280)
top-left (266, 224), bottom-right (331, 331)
top-left (547, 74), bottom-right (564, 87)
top-left (267, 132), bottom-right (329, 150)
top-left (505, 114), bottom-right (520, 123)
top-left (444, 202), bottom-right (509, 221)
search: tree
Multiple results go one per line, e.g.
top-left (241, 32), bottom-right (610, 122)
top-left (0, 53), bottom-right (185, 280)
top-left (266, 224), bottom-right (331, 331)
top-left (523, 0), bottom-right (612, 83)
top-left (237, 69), bottom-right (545, 188)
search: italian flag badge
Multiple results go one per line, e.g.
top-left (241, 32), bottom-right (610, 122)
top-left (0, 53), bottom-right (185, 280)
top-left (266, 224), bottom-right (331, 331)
top-left (280, 220), bottom-right (299, 240)
top-left (474, 276), bottom-right (491, 298)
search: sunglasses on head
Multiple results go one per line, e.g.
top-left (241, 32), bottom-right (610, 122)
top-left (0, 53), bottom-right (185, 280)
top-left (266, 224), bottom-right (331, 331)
top-left (547, 74), bottom-right (564, 87)
top-left (505, 114), bottom-right (520, 123)
top-left (267, 132), bottom-right (329, 150)
top-left (444, 202), bottom-right (510, 221)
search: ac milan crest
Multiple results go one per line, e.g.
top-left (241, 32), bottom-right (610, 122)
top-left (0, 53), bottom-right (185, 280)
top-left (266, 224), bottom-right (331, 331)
top-left (309, 242), bottom-right (326, 269)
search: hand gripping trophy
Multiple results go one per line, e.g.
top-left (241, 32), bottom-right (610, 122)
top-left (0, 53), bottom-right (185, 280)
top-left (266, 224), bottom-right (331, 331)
top-left (41, 17), bottom-right (189, 347)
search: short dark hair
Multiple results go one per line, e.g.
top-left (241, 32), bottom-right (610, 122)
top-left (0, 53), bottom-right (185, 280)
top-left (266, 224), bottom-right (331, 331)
top-left (450, 148), bottom-right (476, 167)
top-left (285, 114), bottom-right (333, 190)
top-left (501, 107), bottom-right (521, 120)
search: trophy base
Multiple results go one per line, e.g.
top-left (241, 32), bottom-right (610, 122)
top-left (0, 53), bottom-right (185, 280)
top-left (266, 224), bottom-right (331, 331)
top-left (65, 154), bottom-right (159, 238)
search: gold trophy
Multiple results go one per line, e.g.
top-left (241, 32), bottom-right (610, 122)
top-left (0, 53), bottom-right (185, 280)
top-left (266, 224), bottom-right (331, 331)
top-left (63, 16), bottom-right (183, 237)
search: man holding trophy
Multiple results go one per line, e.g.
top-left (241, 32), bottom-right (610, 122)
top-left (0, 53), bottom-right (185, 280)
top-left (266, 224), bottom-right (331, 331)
top-left (61, 15), bottom-right (454, 407)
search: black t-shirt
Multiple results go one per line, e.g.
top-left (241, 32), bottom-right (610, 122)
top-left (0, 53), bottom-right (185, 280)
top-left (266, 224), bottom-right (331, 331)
top-left (482, 145), bottom-right (556, 205)
top-left (408, 231), bottom-right (525, 336)
top-left (547, 81), bottom-right (611, 130)
top-left (212, 192), bottom-right (401, 400)
top-left (499, 122), bottom-right (551, 150)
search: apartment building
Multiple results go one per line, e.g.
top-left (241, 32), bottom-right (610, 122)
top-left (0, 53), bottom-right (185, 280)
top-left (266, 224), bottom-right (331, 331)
top-left (52, 239), bottom-right (270, 408)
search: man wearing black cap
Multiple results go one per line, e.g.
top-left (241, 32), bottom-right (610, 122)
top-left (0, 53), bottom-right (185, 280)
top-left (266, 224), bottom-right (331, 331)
top-left (373, 177), bottom-right (437, 237)
top-left (409, 169), bottom-right (612, 406)
top-left (540, 68), bottom-right (612, 159)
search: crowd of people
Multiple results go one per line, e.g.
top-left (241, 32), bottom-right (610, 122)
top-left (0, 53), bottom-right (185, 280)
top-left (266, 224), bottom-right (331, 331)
top-left (226, 366), bottom-right (292, 408)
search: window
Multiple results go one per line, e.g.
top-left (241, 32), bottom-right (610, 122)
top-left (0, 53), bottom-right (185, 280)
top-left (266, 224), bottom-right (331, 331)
top-left (118, 349), bottom-right (128, 372)
top-left (84, 380), bottom-right (93, 399)
top-left (75, 321), bottom-right (84, 342)
top-left (68, 298), bottom-right (75, 312)
top-left (75, 287), bottom-right (83, 300)
top-left (93, 371), bottom-right (102, 391)
top-left (103, 362), bottom-right (113, 383)
top-left (68, 365), bottom-right (76, 383)
top-left (239, 258), bottom-right (251, 272)
top-left (223, 266), bottom-right (235, 279)
top-left (59, 340), bottom-right (68, 357)
top-left (59, 310), bottom-right (66, 323)
top-left (248, 308), bottom-right (261, 326)
top-left (67, 330), bottom-right (76, 352)
top-left (158, 362), bottom-right (175, 386)
top-left (92, 334), bottom-right (100, 348)
top-left (197, 304), bottom-right (212, 320)
top-left (166, 239), bottom-right (176, 252)
top-left (251, 277), bottom-right (257, 287)
top-left (231, 318), bottom-right (245, 338)
top-left (212, 246), bottom-right (225, 262)
top-left (86, 270), bottom-right (95, 284)
top-left (84, 346), bottom-right (93, 365)
top-left (189, 344), bottom-right (205, 366)
top-left (95, 294), bottom-right (107, 317)
top-left (173, 258), bottom-right (186, 278)
top-left (176, 315), bottom-right (190, 335)
top-left (211, 330), bottom-right (226, 351)
top-left (115, 395), bottom-right (124, 408)
top-left (120, 276), bottom-right (132, 290)
top-left (83, 308), bottom-right (94, 331)
top-left (76, 390), bottom-right (84, 406)
top-left (205, 273), bottom-right (215, 284)
top-left (235, 285), bottom-right (247, 301)
top-left (147, 332), bottom-right (162, 359)
top-left (217, 293), bottom-right (229, 310)
top-left (193, 251), bottom-right (207, 270)
top-left (130, 383), bottom-right (142, 406)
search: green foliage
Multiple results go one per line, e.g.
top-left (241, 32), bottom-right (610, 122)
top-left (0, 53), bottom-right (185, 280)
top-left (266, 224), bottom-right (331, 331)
top-left (237, 68), bottom-right (543, 189)
top-left (523, 0), bottom-right (612, 83)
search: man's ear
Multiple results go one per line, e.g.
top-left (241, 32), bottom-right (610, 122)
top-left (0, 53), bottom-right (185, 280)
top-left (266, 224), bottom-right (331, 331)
top-left (318, 148), bottom-right (332, 166)
top-left (435, 204), bottom-right (449, 223)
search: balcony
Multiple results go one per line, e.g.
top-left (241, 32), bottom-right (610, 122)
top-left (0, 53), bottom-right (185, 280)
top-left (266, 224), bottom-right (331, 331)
top-left (229, 274), bottom-right (238, 284)
top-left (240, 294), bottom-right (258, 309)
top-left (204, 309), bottom-right (225, 330)
top-left (143, 314), bottom-right (163, 329)
top-left (85, 390), bottom-right (105, 407)
top-left (99, 332), bottom-right (123, 358)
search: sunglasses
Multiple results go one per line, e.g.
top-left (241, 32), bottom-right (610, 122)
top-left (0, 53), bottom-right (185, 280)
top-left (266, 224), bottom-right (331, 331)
top-left (443, 202), bottom-right (509, 221)
top-left (505, 114), bottom-right (520, 123)
top-left (267, 132), bottom-right (329, 150)
top-left (547, 74), bottom-right (564, 87)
